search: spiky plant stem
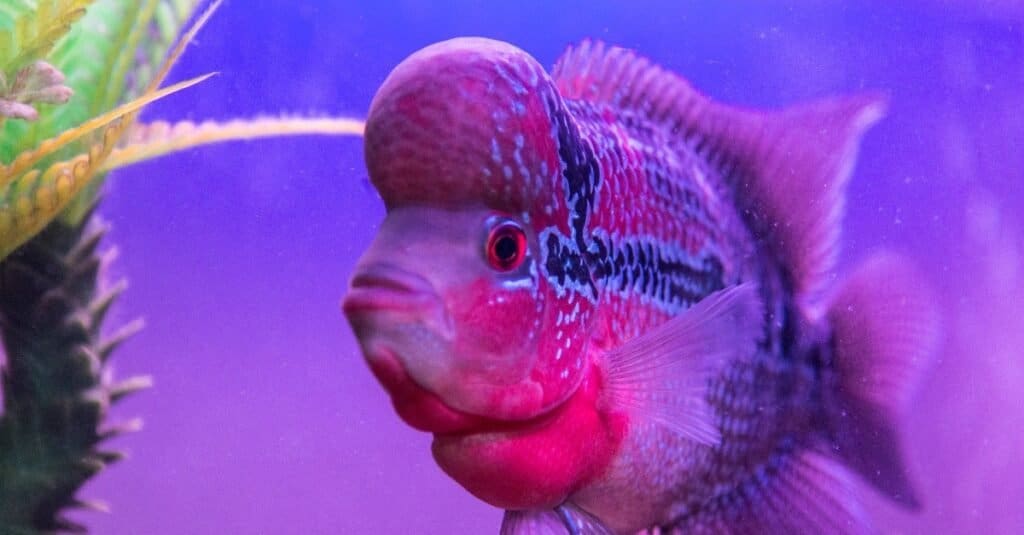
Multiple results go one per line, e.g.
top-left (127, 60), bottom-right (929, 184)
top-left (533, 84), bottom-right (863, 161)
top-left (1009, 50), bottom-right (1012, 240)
top-left (0, 212), bottom-right (146, 533)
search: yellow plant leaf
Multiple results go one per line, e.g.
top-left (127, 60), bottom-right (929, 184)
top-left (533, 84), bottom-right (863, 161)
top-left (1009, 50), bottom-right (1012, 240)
top-left (1, 71), bottom-right (215, 187)
top-left (0, 0), bottom-right (96, 77)
top-left (101, 116), bottom-right (365, 172)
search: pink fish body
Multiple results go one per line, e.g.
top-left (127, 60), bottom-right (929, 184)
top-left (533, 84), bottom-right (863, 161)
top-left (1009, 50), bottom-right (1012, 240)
top-left (343, 38), bottom-right (938, 534)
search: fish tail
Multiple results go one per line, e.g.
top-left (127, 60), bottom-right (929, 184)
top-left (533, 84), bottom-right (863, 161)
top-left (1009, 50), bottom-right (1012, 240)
top-left (823, 252), bottom-right (940, 509)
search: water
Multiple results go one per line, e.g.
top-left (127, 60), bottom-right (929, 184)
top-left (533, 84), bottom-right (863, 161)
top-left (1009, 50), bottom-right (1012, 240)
top-left (70, 1), bottom-right (1023, 533)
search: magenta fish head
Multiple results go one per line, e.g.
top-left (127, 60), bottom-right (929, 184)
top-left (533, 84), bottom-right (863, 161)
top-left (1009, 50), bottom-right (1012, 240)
top-left (347, 39), bottom-right (595, 436)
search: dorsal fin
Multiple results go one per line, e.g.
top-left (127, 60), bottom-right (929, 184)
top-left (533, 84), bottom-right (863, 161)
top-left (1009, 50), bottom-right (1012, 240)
top-left (552, 40), bottom-right (887, 300)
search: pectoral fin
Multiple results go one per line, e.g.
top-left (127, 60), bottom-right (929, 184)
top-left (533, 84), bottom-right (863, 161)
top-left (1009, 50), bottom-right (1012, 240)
top-left (603, 283), bottom-right (763, 445)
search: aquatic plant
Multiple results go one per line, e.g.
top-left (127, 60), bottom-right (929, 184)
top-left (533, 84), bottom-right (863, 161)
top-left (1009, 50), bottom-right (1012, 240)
top-left (0, 1), bottom-right (363, 532)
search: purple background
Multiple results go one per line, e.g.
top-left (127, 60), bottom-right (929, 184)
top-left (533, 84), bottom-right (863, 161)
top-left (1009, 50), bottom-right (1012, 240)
top-left (73, 1), bottom-right (1023, 533)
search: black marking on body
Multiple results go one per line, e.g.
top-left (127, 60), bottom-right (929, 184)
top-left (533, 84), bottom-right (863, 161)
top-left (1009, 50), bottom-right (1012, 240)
top-left (539, 96), bottom-right (732, 311)
top-left (588, 232), bottom-right (725, 312)
top-left (552, 100), bottom-right (602, 251)
top-left (543, 230), bottom-right (598, 299)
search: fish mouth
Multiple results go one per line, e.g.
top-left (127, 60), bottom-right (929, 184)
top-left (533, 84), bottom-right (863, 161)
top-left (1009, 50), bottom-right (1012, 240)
top-left (344, 264), bottom-right (556, 436)
top-left (343, 264), bottom-right (480, 433)
top-left (343, 263), bottom-right (440, 314)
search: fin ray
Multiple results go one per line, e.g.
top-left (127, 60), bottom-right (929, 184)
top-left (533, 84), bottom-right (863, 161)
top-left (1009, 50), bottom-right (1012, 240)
top-left (500, 509), bottom-right (566, 535)
top-left (825, 253), bottom-right (939, 508)
top-left (675, 450), bottom-right (872, 535)
top-left (604, 283), bottom-right (762, 445)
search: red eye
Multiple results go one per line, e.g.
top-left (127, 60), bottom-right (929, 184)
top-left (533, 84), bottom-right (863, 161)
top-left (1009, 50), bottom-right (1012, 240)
top-left (486, 221), bottom-right (528, 272)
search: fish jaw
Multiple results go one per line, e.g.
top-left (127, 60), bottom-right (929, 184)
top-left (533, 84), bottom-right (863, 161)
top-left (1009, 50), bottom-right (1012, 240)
top-left (430, 363), bottom-right (627, 510)
top-left (344, 260), bottom-right (546, 430)
top-left (347, 316), bottom-right (543, 434)
top-left (359, 344), bottom-right (496, 433)
top-left (347, 271), bottom-right (626, 508)
top-left (344, 262), bottom-right (472, 432)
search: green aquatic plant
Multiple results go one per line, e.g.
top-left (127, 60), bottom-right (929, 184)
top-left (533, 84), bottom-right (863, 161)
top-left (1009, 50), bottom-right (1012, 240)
top-left (0, 1), bottom-right (363, 532)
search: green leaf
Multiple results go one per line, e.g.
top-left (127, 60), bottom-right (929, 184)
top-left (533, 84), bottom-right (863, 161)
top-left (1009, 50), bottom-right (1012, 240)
top-left (0, 0), bottom-right (95, 79)
top-left (0, 71), bottom-right (215, 259)
top-left (60, 0), bottom-right (202, 223)
top-left (1, 1), bottom-right (201, 164)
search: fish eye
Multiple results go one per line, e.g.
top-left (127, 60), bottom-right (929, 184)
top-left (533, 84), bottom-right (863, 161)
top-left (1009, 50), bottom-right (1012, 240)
top-left (486, 220), bottom-right (528, 272)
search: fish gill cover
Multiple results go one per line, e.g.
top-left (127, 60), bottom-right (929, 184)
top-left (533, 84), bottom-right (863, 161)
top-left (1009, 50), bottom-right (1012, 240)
top-left (0, 1), bottom-right (362, 532)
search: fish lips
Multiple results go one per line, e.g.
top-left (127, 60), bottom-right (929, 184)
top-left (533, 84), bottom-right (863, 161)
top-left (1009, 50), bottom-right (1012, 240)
top-left (343, 263), bottom-right (550, 435)
top-left (343, 264), bottom-right (478, 433)
top-left (343, 263), bottom-right (445, 316)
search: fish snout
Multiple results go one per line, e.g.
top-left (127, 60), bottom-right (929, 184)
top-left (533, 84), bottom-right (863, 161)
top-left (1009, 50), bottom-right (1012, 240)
top-left (343, 262), bottom-right (444, 317)
top-left (343, 264), bottom-right (492, 433)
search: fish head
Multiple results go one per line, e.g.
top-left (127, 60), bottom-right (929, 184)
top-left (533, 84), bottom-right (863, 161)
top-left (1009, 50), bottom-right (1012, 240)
top-left (344, 38), bottom-right (595, 440)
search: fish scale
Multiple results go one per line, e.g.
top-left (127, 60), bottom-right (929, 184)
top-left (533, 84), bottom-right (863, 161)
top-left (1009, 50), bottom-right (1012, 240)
top-left (546, 96), bottom-right (757, 349)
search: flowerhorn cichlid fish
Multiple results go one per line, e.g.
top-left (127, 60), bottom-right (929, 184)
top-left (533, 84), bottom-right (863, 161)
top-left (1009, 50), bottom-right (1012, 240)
top-left (342, 38), bottom-right (939, 534)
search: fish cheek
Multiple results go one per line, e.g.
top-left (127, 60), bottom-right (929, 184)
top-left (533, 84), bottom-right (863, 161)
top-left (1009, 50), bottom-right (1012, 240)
top-left (446, 277), bottom-right (540, 385)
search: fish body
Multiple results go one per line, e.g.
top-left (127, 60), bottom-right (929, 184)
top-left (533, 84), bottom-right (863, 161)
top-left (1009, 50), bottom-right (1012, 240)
top-left (343, 38), bottom-right (938, 534)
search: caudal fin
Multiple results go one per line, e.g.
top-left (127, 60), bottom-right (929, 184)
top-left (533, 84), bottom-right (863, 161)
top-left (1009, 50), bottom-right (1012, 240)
top-left (825, 254), bottom-right (940, 509)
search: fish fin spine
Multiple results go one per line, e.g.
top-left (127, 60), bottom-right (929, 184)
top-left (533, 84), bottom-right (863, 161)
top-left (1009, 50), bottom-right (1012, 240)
top-left (824, 253), bottom-right (940, 509)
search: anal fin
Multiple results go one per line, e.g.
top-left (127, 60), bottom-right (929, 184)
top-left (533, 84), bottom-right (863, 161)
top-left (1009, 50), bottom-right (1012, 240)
top-left (675, 449), bottom-right (872, 535)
